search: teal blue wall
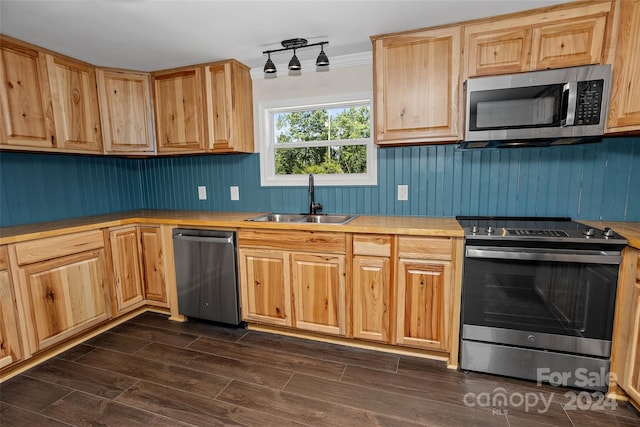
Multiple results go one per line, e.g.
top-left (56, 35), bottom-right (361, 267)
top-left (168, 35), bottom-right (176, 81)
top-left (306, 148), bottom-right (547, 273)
top-left (141, 137), bottom-right (639, 220)
top-left (0, 152), bottom-right (144, 226)
top-left (1, 137), bottom-right (638, 227)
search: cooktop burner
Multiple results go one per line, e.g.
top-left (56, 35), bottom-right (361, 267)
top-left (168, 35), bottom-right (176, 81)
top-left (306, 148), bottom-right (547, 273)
top-left (456, 216), bottom-right (627, 246)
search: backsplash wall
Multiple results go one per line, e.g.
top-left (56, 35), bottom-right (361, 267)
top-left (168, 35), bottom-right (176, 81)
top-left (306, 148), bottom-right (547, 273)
top-left (0, 152), bottom-right (144, 227)
top-left (1, 136), bottom-right (638, 227)
top-left (141, 136), bottom-right (639, 221)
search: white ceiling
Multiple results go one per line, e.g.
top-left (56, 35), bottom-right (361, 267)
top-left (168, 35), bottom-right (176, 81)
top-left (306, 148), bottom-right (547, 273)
top-left (1, 0), bottom-right (568, 72)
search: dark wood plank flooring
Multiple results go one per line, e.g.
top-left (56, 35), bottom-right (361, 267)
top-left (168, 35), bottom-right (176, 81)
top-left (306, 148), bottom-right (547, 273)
top-left (2, 312), bottom-right (639, 426)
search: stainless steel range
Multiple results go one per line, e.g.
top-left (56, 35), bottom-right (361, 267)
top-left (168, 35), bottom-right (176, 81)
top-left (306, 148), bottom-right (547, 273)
top-left (457, 216), bottom-right (627, 391)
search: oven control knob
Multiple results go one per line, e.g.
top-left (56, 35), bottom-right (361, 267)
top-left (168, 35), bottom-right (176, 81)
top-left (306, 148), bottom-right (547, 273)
top-left (603, 227), bottom-right (614, 237)
top-left (486, 226), bottom-right (494, 234)
top-left (582, 227), bottom-right (595, 237)
top-left (471, 225), bottom-right (479, 233)
top-left (527, 335), bottom-right (536, 343)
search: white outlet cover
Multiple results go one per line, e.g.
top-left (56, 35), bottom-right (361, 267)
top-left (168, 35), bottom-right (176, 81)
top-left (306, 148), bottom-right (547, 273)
top-left (198, 185), bottom-right (207, 200)
top-left (230, 186), bottom-right (239, 201)
top-left (398, 184), bottom-right (408, 201)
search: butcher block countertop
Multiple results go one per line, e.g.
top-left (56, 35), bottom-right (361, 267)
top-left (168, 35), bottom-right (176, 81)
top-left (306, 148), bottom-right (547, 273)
top-left (0, 210), bottom-right (465, 244)
top-left (581, 220), bottom-right (640, 249)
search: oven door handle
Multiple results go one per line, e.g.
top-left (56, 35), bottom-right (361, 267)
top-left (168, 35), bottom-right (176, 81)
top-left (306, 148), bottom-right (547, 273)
top-left (465, 246), bottom-right (622, 264)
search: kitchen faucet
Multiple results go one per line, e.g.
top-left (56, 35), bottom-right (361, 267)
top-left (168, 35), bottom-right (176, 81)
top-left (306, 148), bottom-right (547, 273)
top-left (309, 174), bottom-right (323, 215)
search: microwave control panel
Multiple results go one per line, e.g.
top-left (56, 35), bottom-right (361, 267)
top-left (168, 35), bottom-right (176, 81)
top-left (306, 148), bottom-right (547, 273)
top-left (576, 80), bottom-right (604, 125)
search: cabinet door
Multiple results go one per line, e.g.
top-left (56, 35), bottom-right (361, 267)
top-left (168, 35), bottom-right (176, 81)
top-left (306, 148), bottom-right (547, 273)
top-left (531, 15), bottom-right (607, 70)
top-left (139, 226), bottom-right (167, 305)
top-left (239, 249), bottom-right (291, 327)
top-left (0, 37), bottom-right (56, 149)
top-left (373, 26), bottom-right (462, 145)
top-left (396, 259), bottom-right (449, 350)
top-left (0, 268), bottom-right (23, 370)
top-left (291, 253), bottom-right (346, 335)
top-left (352, 255), bottom-right (390, 342)
top-left (96, 68), bottom-right (155, 154)
top-left (153, 67), bottom-right (206, 153)
top-left (465, 27), bottom-right (532, 77)
top-left (625, 280), bottom-right (640, 403)
top-left (21, 249), bottom-right (110, 352)
top-left (607, 0), bottom-right (640, 132)
top-left (46, 54), bottom-right (102, 152)
top-left (204, 61), bottom-right (254, 153)
top-left (109, 227), bottom-right (144, 313)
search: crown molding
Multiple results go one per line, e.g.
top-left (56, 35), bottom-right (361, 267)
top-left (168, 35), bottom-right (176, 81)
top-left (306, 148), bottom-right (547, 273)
top-left (250, 51), bottom-right (372, 79)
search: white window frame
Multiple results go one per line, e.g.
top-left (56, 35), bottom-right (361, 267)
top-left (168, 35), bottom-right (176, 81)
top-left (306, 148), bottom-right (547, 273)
top-left (258, 93), bottom-right (377, 187)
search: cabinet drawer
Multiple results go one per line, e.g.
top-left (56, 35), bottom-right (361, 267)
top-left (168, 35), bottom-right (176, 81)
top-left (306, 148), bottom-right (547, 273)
top-left (238, 229), bottom-right (346, 254)
top-left (14, 230), bottom-right (105, 265)
top-left (398, 236), bottom-right (452, 260)
top-left (353, 234), bottom-right (391, 257)
top-left (0, 246), bottom-right (7, 270)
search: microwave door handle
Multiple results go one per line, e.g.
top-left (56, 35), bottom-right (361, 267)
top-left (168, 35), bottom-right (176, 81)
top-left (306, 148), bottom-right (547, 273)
top-left (562, 82), bottom-right (577, 127)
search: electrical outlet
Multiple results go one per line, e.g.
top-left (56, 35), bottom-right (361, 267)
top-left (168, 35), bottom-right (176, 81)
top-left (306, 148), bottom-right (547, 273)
top-left (230, 186), bottom-right (239, 201)
top-left (398, 184), bottom-right (408, 201)
top-left (198, 185), bottom-right (207, 200)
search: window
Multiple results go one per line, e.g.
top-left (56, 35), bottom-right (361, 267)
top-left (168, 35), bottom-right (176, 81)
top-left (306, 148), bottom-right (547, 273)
top-left (259, 94), bottom-right (376, 186)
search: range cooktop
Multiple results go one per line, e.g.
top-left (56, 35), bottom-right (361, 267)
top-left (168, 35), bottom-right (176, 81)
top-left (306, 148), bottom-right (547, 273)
top-left (456, 216), bottom-right (627, 246)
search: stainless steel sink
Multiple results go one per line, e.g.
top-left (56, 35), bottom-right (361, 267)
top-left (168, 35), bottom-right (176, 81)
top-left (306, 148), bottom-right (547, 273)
top-left (246, 213), bottom-right (358, 225)
top-left (303, 214), bottom-right (358, 224)
top-left (245, 213), bottom-right (307, 223)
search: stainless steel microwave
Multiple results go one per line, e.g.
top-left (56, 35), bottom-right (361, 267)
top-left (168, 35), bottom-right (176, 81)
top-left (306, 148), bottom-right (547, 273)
top-left (463, 64), bottom-right (611, 148)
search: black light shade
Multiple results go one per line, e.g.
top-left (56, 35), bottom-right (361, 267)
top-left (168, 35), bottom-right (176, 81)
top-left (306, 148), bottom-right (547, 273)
top-left (263, 55), bottom-right (276, 74)
top-left (316, 48), bottom-right (329, 67)
top-left (288, 50), bottom-right (301, 71)
top-left (263, 39), bottom-right (329, 76)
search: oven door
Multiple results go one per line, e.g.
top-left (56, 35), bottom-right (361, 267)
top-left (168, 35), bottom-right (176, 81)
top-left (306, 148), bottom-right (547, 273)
top-left (461, 245), bottom-right (621, 358)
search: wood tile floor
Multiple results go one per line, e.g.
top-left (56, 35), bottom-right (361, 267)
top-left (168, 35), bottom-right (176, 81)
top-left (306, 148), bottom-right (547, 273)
top-left (2, 312), bottom-right (639, 426)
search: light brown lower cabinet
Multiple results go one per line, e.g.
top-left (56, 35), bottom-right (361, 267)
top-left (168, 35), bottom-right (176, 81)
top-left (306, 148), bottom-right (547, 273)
top-left (109, 225), bottom-right (168, 313)
top-left (139, 226), bottom-right (167, 304)
top-left (109, 226), bottom-right (145, 313)
top-left (291, 252), bottom-right (346, 336)
top-left (615, 248), bottom-right (640, 404)
top-left (352, 255), bottom-right (391, 342)
top-left (18, 248), bottom-right (111, 353)
top-left (395, 259), bottom-right (449, 350)
top-left (238, 248), bottom-right (291, 327)
top-left (238, 229), bottom-right (347, 335)
top-left (626, 279), bottom-right (640, 403)
top-left (0, 246), bottom-right (23, 370)
top-left (351, 234), bottom-right (392, 343)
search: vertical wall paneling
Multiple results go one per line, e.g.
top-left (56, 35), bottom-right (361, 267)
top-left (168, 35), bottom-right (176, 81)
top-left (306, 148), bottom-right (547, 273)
top-left (138, 136), bottom-right (638, 221)
top-left (1, 136), bottom-right (638, 227)
top-left (0, 152), bottom-right (144, 226)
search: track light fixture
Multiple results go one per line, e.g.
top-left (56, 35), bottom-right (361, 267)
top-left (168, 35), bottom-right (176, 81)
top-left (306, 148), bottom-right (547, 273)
top-left (262, 38), bottom-right (329, 75)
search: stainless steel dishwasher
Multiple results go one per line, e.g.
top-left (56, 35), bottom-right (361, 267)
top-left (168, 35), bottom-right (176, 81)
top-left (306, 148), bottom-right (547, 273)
top-left (172, 228), bottom-right (241, 325)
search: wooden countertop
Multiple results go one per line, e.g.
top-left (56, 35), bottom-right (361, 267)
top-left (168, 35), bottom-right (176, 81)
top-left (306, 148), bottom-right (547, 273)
top-left (581, 220), bottom-right (640, 250)
top-left (0, 210), bottom-right (465, 244)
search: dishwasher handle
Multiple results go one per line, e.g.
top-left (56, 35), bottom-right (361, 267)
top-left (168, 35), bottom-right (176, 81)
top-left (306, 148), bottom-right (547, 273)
top-left (173, 232), bottom-right (233, 244)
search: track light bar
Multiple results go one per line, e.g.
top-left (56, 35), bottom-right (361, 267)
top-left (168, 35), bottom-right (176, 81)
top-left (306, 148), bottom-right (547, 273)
top-left (262, 38), bottom-right (329, 75)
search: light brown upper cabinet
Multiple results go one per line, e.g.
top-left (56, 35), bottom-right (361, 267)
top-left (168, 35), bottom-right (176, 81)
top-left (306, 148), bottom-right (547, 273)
top-left (96, 68), bottom-right (155, 154)
top-left (372, 26), bottom-right (463, 145)
top-left (205, 61), bottom-right (254, 153)
top-left (0, 35), bottom-right (56, 149)
top-left (152, 66), bottom-right (206, 153)
top-left (464, 1), bottom-right (611, 78)
top-left (606, 0), bottom-right (640, 133)
top-left (46, 53), bottom-right (102, 152)
top-left (152, 60), bottom-right (254, 154)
